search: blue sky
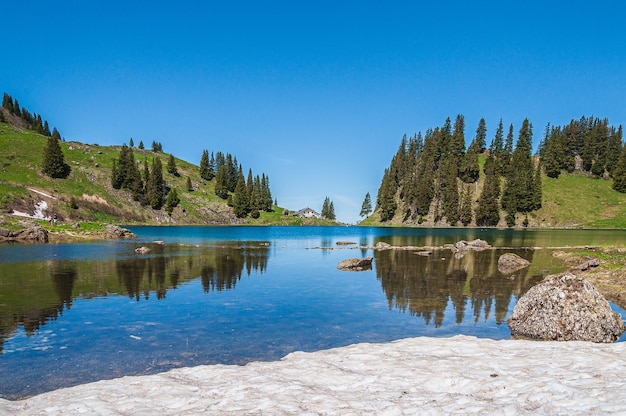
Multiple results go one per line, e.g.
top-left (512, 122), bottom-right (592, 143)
top-left (3, 1), bottom-right (625, 223)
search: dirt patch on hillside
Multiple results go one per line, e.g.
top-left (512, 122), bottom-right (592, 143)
top-left (81, 194), bottom-right (109, 206)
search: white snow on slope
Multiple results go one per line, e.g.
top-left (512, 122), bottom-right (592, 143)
top-left (1, 335), bottom-right (625, 415)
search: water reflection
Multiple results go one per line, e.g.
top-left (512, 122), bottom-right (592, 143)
top-left (374, 248), bottom-right (543, 327)
top-left (0, 242), bottom-right (270, 354)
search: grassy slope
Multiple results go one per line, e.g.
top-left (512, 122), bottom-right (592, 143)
top-left (363, 154), bottom-right (626, 228)
top-left (0, 122), bottom-right (308, 226)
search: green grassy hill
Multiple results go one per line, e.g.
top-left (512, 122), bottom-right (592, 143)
top-left (361, 155), bottom-right (626, 229)
top-left (0, 121), bottom-right (317, 226)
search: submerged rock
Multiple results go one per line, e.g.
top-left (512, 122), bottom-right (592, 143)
top-left (508, 272), bottom-right (625, 342)
top-left (497, 253), bottom-right (530, 274)
top-left (338, 257), bottom-right (373, 271)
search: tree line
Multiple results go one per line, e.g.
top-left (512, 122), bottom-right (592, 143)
top-left (375, 115), bottom-right (552, 227)
top-left (1, 92), bottom-right (62, 139)
top-left (199, 149), bottom-right (273, 218)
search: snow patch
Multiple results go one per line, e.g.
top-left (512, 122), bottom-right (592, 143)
top-left (1, 335), bottom-right (625, 415)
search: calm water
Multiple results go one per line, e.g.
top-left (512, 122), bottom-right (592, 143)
top-left (1, 226), bottom-right (625, 400)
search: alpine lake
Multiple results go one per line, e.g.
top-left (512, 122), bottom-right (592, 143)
top-left (1, 226), bottom-right (625, 400)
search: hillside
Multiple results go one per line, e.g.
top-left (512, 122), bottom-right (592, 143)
top-left (0, 120), bottom-right (330, 228)
top-left (361, 153), bottom-right (626, 228)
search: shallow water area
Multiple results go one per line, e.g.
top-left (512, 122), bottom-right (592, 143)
top-left (1, 226), bottom-right (625, 400)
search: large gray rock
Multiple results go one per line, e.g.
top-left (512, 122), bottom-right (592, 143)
top-left (338, 257), bottom-right (373, 271)
top-left (10, 226), bottom-right (49, 243)
top-left (508, 272), bottom-right (625, 342)
top-left (450, 239), bottom-right (491, 258)
top-left (104, 224), bottom-right (136, 239)
top-left (498, 253), bottom-right (530, 274)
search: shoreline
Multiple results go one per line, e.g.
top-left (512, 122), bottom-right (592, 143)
top-left (1, 335), bottom-right (625, 415)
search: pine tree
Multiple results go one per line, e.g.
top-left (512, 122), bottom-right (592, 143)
top-left (233, 170), bottom-right (249, 218)
top-left (474, 118), bottom-right (487, 153)
top-left (376, 169), bottom-right (397, 221)
top-left (147, 157), bottom-right (164, 209)
top-left (167, 153), bottom-right (178, 176)
top-left (186, 176), bottom-right (193, 191)
top-left (164, 188), bottom-right (180, 215)
top-left (328, 201), bottom-right (336, 220)
top-left (476, 153), bottom-right (501, 226)
top-left (199, 149), bottom-right (211, 180)
top-left (214, 165), bottom-right (229, 199)
top-left (138, 140), bottom-right (144, 150)
top-left (502, 119), bottom-right (536, 220)
top-left (321, 197), bottom-right (331, 219)
top-left (129, 138), bottom-right (134, 147)
top-left (612, 143), bottom-right (626, 192)
top-left (41, 135), bottom-right (70, 178)
top-left (360, 192), bottom-right (372, 217)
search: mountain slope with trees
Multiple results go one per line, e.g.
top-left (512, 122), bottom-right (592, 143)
top-left (0, 93), bottom-right (293, 226)
top-left (366, 115), bottom-right (626, 228)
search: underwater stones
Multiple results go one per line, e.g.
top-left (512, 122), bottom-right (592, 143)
top-left (498, 253), bottom-right (530, 274)
top-left (338, 257), bottom-right (373, 271)
top-left (508, 272), bottom-right (625, 342)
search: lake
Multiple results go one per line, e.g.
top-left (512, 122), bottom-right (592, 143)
top-left (1, 226), bottom-right (625, 400)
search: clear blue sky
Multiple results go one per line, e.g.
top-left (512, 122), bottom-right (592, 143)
top-left (3, 1), bottom-right (625, 223)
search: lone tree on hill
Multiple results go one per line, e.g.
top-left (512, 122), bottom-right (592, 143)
top-left (167, 153), bottom-right (178, 176)
top-left (41, 135), bottom-right (70, 178)
top-left (360, 192), bottom-right (372, 217)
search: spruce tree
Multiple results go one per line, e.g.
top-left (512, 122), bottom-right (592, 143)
top-left (164, 188), bottom-right (180, 215)
top-left (167, 154), bottom-right (178, 176)
top-left (199, 149), bottom-right (211, 180)
top-left (186, 176), bottom-right (193, 191)
top-left (476, 153), bottom-right (501, 226)
top-left (376, 169), bottom-right (397, 221)
top-left (360, 192), bottom-right (372, 217)
top-left (147, 157), bottom-right (164, 209)
top-left (214, 165), bottom-right (229, 199)
top-left (321, 197), bottom-right (331, 219)
top-left (129, 138), bottom-right (134, 147)
top-left (138, 140), bottom-right (144, 150)
top-left (612, 143), bottom-right (626, 192)
top-left (328, 201), bottom-right (336, 220)
top-left (42, 135), bottom-right (70, 178)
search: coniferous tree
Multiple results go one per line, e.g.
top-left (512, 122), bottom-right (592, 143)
top-left (606, 126), bottom-right (623, 176)
top-left (612, 143), bottom-right (626, 193)
top-left (328, 201), bottom-right (336, 220)
top-left (214, 164), bottom-right (229, 199)
top-left (376, 169), bottom-right (397, 221)
top-left (164, 188), bottom-right (180, 215)
top-left (111, 159), bottom-right (122, 189)
top-left (138, 140), bottom-right (144, 150)
top-left (502, 119), bottom-right (536, 223)
top-left (186, 176), bottom-right (193, 191)
top-left (321, 197), bottom-right (331, 219)
top-left (476, 152), bottom-right (501, 226)
top-left (166, 153), bottom-right (178, 176)
top-left (147, 157), bottom-right (164, 209)
top-left (129, 138), bottom-right (134, 147)
top-left (41, 135), bottom-right (70, 178)
top-left (474, 118), bottom-right (487, 153)
top-left (1, 93), bottom-right (13, 112)
top-left (360, 192), bottom-right (372, 217)
top-left (199, 149), bottom-right (212, 180)
top-left (261, 174), bottom-right (273, 211)
top-left (43, 120), bottom-right (51, 136)
top-left (491, 119), bottom-right (505, 176)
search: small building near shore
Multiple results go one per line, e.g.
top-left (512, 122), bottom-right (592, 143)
top-left (295, 207), bottom-right (321, 219)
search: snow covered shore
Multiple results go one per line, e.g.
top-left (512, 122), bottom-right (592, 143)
top-left (1, 335), bottom-right (625, 415)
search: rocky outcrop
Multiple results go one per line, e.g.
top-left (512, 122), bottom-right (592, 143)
top-left (447, 239), bottom-right (491, 258)
top-left (0, 225), bottom-right (48, 243)
top-left (104, 225), bottom-right (136, 239)
top-left (497, 253), bottom-right (530, 274)
top-left (508, 272), bottom-right (625, 342)
top-left (338, 257), bottom-right (373, 271)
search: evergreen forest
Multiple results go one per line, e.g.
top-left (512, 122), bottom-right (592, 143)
top-left (374, 115), bottom-right (625, 227)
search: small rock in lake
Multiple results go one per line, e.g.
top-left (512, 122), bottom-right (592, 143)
top-left (338, 257), bottom-right (373, 271)
top-left (135, 246), bottom-right (151, 254)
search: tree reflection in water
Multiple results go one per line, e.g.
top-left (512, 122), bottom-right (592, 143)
top-left (373, 248), bottom-right (543, 327)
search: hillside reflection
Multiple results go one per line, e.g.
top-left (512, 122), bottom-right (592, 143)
top-left (0, 242), bottom-right (270, 353)
top-left (374, 248), bottom-right (543, 327)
